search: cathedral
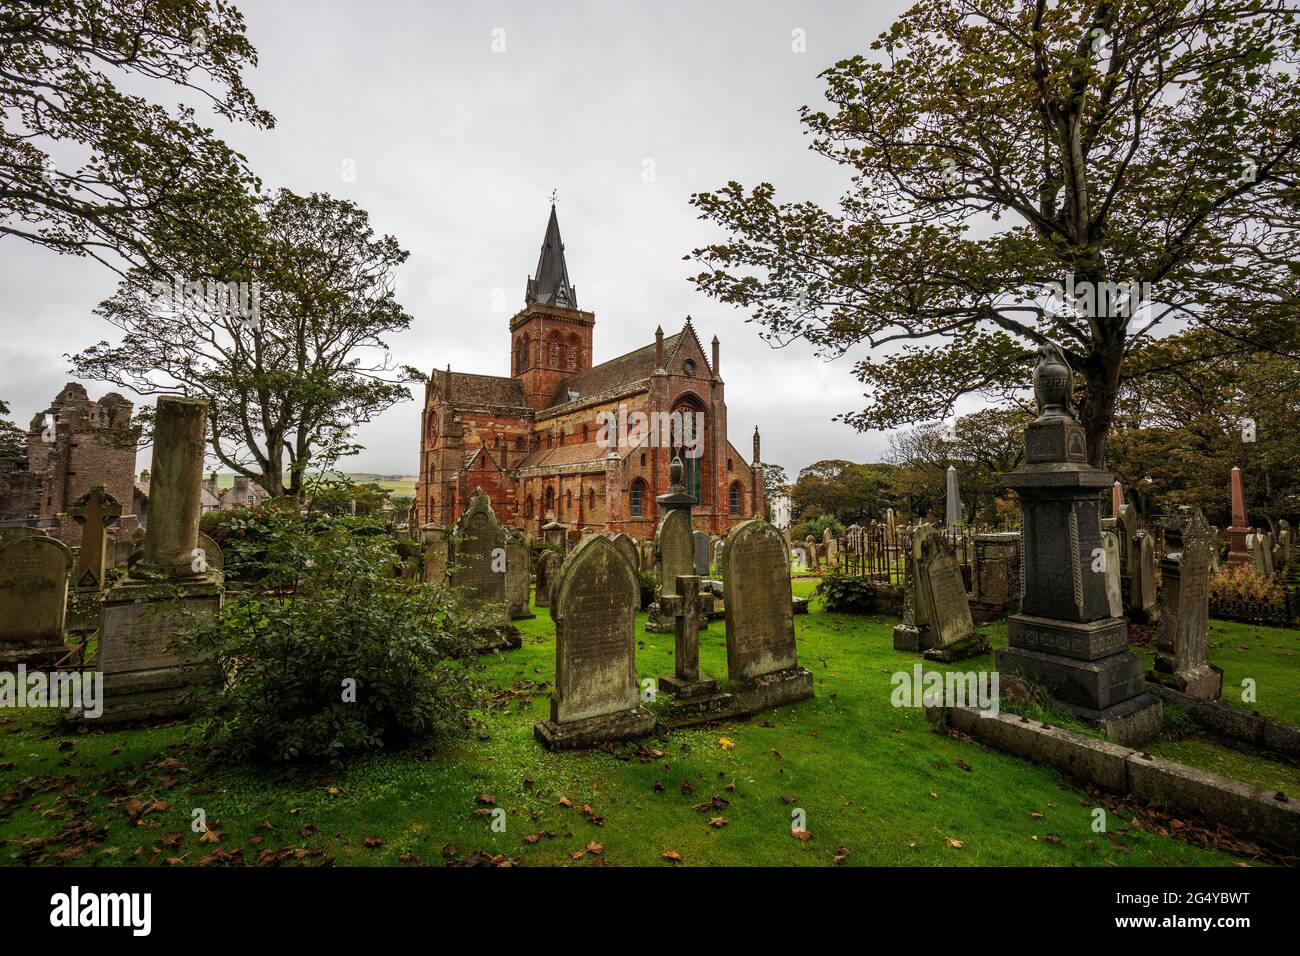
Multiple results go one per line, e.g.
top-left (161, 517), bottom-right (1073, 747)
top-left (414, 205), bottom-right (765, 540)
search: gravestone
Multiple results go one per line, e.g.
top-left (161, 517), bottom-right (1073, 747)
top-left (647, 508), bottom-right (696, 633)
top-left (609, 532), bottom-right (639, 573)
top-left (894, 525), bottom-right (987, 661)
top-left (722, 518), bottom-right (813, 710)
top-left (0, 535), bottom-right (72, 666)
top-left (657, 574), bottom-right (724, 707)
top-left (421, 526), bottom-right (449, 584)
top-left (995, 344), bottom-right (1161, 745)
top-left (1225, 466), bottom-right (1251, 567)
top-left (826, 537), bottom-right (839, 568)
top-left (505, 536), bottom-right (534, 619)
top-left (1247, 531), bottom-right (1268, 575)
top-left (450, 489), bottom-right (519, 650)
top-left (534, 535), bottom-right (655, 750)
top-left (640, 538), bottom-right (656, 572)
top-left (1149, 507), bottom-right (1221, 699)
top-left (81, 395), bottom-right (223, 723)
top-left (1127, 531), bottom-right (1159, 623)
top-left (195, 533), bottom-right (223, 573)
top-left (68, 485), bottom-right (121, 590)
top-left (1101, 528), bottom-right (1123, 618)
top-left (1261, 531), bottom-right (1275, 575)
top-left (693, 531), bottom-right (711, 576)
top-left (804, 537), bottom-right (819, 570)
top-left (535, 550), bottom-right (563, 608)
top-left (0, 526), bottom-right (45, 548)
top-left (892, 527), bottom-right (922, 651)
top-left (1278, 519), bottom-right (1292, 567)
top-left (845, 524), bottom-right (863, 553)
top-left (542, 520), bottom-right (567, 552)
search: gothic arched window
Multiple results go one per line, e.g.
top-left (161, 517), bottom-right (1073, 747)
top-left (549, 333), bottom-right (560, 368)
top-left (588, 489), bottom-right (595, 511)
top-left (544, 486), bottom-right (555, 514)
top-left (729, 481), bottom-right (742, 515)
top-left (567, 334), bottom-right (579, 371)
top-left (630, 479), bottom-right (647, 517)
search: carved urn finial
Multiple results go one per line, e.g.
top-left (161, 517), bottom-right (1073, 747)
top-left (1033, 342), bottom-right (1075, 421)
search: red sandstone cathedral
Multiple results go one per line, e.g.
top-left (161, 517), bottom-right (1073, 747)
top-left (414, 205), bottom-right (764, 539)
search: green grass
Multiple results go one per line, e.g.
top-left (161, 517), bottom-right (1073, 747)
top-left (6, 591), bottom-right (1288, 867)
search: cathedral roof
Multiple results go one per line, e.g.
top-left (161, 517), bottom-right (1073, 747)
top-left (545, 332), bottom-right (683, 408)
top-left (525, 204), bottom-right (577, 308)
top-left (516, 440), bottom-right (622, 474)
top-left (437, 369), bottom-right (528, 411)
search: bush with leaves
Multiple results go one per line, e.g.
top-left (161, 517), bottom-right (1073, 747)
top-left (815, 572), bottom-right (878, 614)
top-left (176, 510), bottom-right (481, 764)
top-left (1209, 564), bottom-right (1285, 606)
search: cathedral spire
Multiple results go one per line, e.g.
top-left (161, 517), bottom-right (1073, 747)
top-left (525, 203), bottom-right (577, 308)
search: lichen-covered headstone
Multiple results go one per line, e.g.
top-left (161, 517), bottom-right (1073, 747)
top-left (505, 536), bottom-right (534, 619)
top-left (1150, 507), bottom-right (1221, 699)
top-left (0, 535), bottom-right (71, 666)
top-left (535, 550), bottom-right (563, 608)
top-left (534, 535), bottom-right (654, 749)
top-left (722, 518), bottom-right (812, 710)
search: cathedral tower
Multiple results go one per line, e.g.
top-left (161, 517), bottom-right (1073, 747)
top-left (510, 204), bottom-right (595, 411)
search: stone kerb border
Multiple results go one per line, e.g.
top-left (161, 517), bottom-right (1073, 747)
top-left (1145, 683), bottom-right (1300, 759)
top-left (939, 706), bottom-right (1300, 852)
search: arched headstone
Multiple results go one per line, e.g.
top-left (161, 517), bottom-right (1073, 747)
top-left (721, 518), bottom-right (812, 708)
top-left (0, 535), bottom-right (72, 666)
top-left (534, 535), bottom-right (654, 749)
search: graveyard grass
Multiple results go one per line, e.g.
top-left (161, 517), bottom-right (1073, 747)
top-left (0, 584), bottom-right (1295, 867)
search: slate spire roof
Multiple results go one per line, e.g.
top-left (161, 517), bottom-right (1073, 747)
top-left (525, 203), bottom-right (578, 308)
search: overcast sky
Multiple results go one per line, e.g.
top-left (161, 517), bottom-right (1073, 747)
top-left (1, 0), bottom-right (944, 481)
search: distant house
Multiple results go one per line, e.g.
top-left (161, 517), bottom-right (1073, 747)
top-left (204, 472), bottom-right (270, 511)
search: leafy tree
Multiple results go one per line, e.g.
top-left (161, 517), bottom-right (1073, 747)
top-left (758, 461), bottom-right (789, 521)
top-left (888, 406), bottom-right (1031, 524)
top-left (790, 459), bottom-right (892, 525)
top-left (690, 0), bottom-right (1300, 468)
top-left (0, 400), bottom-right (23, 459)
top-left (1109, 328), bottom-right (1300, 523)
top-left (71, 190), bottom-right (420, 499)
top-left (1, 0), bottom-right (272, 273)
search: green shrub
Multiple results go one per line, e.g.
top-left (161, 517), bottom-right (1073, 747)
top-left (816, 571), bottom-right (877, 614)
top-left (176, 512), bottom-right (479, 765)
top-left (637, 570), bottom-right (656, 610)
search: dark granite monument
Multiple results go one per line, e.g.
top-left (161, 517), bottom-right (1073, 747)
top-left (995, 343), bottom-right (1162, 745)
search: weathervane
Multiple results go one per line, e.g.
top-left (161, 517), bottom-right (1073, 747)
top-left (548, 187), bottom-right (558, 206)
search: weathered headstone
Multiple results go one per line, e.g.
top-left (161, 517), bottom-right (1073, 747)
top-left (640, 538), bottom-right (656, 572)
top-left (647, 508), bottom-right (696, 633)
top-left (542, 520), bottom-right (567, 552)
top-left (1279, 519), bottom-right (1292, 566)
top-left (657, 574), bottom-right (722, 705)
top-left (894, 525), bottom-right (987, 661)
top-left (826, 536), bottom-right (839, 568)
top-left (534, 535), bottom-right (655, 750)
top-left (450, 489), bottom-right (519, 650)
top-left (505, 536), bottom-right (534, 619)
top-left (693, 531), bottom-right (711, 576)
top-left (421, 526), bottom-right (449, 584)
top-left (82, 396), bottom-right (223, 723)
top-left (1149, 507), bottom-right (1221, 699)
top-left (68, 485), bottom-right (121, 590)
top-left (535, 549), bottom-right (563, 608)
top-left (1101, 528), bottom-right (1123, 618)
top-left (722, 518), bottom-right (813, 710)
top-left (1128, 530), bottom-right (1159, 623)
top-left (195, 532), bottom-right (223, 573)
top-left (0, 535), bottom-right (72, 666)
top-left (609, 532), bottom-right (639, 573)
top-left (995, 344), bottom-right (1161, 745)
